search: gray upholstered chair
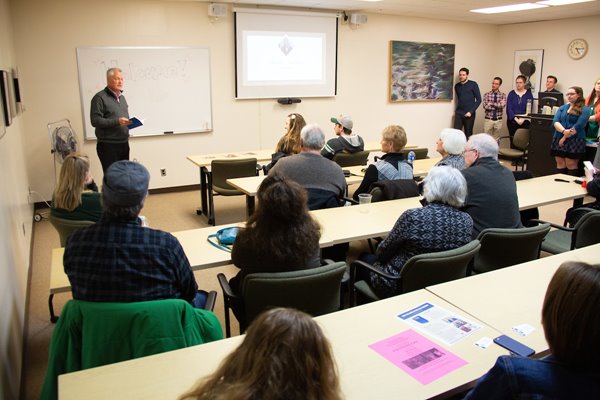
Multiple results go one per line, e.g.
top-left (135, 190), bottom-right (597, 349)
top-left (208, 158), bottom-right (257, 225)
top-left (351, 240), bottom-right (480, 305)
top-left (498, 128), bottom-right (529, 170)
top-left (399, 147), bottom-right (429, 159)
top-left (48, 214), bottom-right (95, 247)
top-left (470, 224), bottom-right (550, 274)
top-left (535, 208), bottom-right (600, 254)
top-left (333, 150), bottom-right (370, 167)
top-left (217, 261), bottom-right (346, 337)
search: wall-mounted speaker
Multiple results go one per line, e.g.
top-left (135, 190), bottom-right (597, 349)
top-left (350, 13), bottom-right (368, 25)
top-left (208, 3), bottom-right (228, 18)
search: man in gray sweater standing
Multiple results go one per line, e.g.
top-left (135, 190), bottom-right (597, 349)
top-left (90, 67), bottom-right (131, 172)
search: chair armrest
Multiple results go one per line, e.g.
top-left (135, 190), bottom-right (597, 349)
top-left (321, 259), bottom-right (336, 265)
top-left (217, 273), bottom-right (240, 301)
top-left (350, 260), bottom-right (400, 282)
top-left (204, 291), bottom-right (217, 311)
top-left (342, 196), bottom-right (358, 205)
top-left (529, 219), bottom-right (575, 232)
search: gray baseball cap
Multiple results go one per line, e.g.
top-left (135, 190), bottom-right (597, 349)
top-left (102, 161), bottom-right (150, 206)
top-left (330, 115), bottom-right (353, 132)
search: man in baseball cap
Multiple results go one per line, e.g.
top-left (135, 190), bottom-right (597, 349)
top-left (321, 115), bottom-right (365, 159)
top-left (63, 160), bottom-right (209, 308)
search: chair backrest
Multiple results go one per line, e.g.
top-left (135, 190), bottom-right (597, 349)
top-left (369, 179), bottom-right (419, 201)
top-left (306, 188), bottom-right (343, 210)
top-left (333, 150), bottom-right (370, 167)
top-left (400, 147), bottom-right (429, 159)
top-left (40, 299), bottom-right (222, 400)
top-left (572, 210), bottom-right (600, 249)
top-left (399, 240), bottom-right (481, 293)
top-left (211, 158), bottom-right (257, 195)
top-left (513, 128), bottom-right (530, 151)
top-left (473, 224), bottom-right (551, 274)
top-left (48, 214), bottom-right (95, 247)
top-left (242, 262), bottom-right (346, 325)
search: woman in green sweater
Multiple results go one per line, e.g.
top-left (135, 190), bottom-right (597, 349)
top-left (51, 152), bottom-right (102, 222)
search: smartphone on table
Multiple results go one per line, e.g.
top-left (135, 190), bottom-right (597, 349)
top-left (493, 335), bottom-right (535, 357)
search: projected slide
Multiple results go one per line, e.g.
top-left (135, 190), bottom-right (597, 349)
top-left (244, 32), bottom-right (325, 85)
top-left (235, 9), bottom-right (338, 99)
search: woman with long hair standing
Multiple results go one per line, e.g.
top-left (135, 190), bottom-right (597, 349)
top-left (51, 152), bottom-right (102, 222)
top-left (550, 86), bottom-right (591, 176)
top-left (585, 77), bottom-right (600, 139)
top-left (179, 308), bottom-right (342, 400)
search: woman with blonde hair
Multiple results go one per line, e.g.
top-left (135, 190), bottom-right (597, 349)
top-left (51, 152), bottom-right (102, 222)
top-left (353, 124), bottom-right (412, 200)
top-left (264, 113), bottom-right (306, 173)
top-left (179, 308), bottom-right (342, 400)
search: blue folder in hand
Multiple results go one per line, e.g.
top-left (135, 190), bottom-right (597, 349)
top-left (128, 117), bottom-right (144, 129)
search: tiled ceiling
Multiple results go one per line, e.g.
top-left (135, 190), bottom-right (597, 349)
top-left (181, 0), bottom-right (600, 24)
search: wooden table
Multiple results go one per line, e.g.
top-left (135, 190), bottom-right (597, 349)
top-left (426, 243), bottom-right (600, 356)
top-left (516, 173), bottom-right (587, 210)
top-left (186, 142), bottom-right (414, 223)
top-left (59, 289), bottom-right (505, 400)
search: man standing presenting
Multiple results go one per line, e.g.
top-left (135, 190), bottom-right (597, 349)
top-left (544, 75), bottom-right (560, 93)
top-left (64, 160), bottom-right (208, 308)
top-left (453, 67), bottom-right (482, 138)
top-left (321, 115), bottom-right (364, 160)
top-left (482, 77), bottom-right (507, 140)
top-left (91, 67), bottom-right (131, 172)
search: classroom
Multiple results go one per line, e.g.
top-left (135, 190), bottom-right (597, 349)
top-left (1, 0), bottom-right (598, 398)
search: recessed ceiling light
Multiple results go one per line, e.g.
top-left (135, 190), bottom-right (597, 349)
top-left (537, 0), bottom-right (595, 5)
top-left (471, 3), bottom-right (548, 14)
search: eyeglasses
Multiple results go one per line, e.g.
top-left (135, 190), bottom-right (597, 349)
top-left (463, 148), bottom-right (478, 155)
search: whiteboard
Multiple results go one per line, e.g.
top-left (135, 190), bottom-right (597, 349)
top-left (77, 47), bottom-right (212, 139)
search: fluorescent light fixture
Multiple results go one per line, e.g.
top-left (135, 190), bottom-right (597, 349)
top-left (537, 0), bottom-right (595, 5)
top-left (471, 3), bottom-right (548, 13)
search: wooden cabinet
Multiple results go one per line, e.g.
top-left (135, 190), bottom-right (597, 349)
top-left (527, 115), bottom-right (555, 176)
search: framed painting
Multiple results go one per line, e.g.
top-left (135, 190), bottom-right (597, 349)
top-left (389, 40), bottom-right (455, 102)
top-left (513, 49), bottom-right (544, 95)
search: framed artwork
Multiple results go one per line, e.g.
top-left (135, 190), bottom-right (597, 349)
top-left (0, 70), bottom-right (11, 127)
top-left (389, 40), bottom-right (455, 102)
top-left (513, 49), bottom-right (544, 95)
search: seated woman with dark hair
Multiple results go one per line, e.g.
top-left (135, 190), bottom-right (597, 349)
top-left (360, 166), bottom-right (473, 298)
top-left (178, 308), bottom-right (342, 400)
top-left (353, 125), bottom-right (413, 200)
top-left (51, 152), bottom-right (102, 222)
top-left (465, 261), bottom-right (600, 399)
top-left (228, 173), bottom-right (321, 294)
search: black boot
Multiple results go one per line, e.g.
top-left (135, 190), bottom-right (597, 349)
top-left (568, 169), bottom-right (580, 177)
top-left (557, 168), bottom-right (568, 175)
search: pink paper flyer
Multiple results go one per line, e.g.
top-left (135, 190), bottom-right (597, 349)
top-left (369, 329), bottom-right (467, 384)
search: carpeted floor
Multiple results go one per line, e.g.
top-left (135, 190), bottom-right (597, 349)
top-left (20, 176), bottom-right (582, 399)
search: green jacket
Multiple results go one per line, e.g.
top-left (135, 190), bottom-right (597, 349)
top-left (40, 299), bottom-right (223, 400)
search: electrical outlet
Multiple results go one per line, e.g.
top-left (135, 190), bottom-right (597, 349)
top-left (160, 168), bottom-right (166, 177)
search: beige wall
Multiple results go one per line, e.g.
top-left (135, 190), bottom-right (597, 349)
top-left (2, 0), bottom-right (597, 396)
top-left (1, 0), bottom-right (33, 398)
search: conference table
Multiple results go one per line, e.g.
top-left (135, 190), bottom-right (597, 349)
top-left (226, 157), bottom-right (442, 216)
top-left (59, 289), bottom-right (506, 400)
top-left (186, 142), bottom-right (414, 223)
top-left (48, 173), bottom-right (588, 320)
top-left (427, 243), bottom-right (600, 356)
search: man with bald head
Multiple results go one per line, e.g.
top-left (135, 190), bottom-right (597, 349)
top-left (91, 67), bottom-right (132, 172)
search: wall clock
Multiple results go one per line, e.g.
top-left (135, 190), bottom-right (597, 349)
top-left (567, 38), bottom-right (588, 60)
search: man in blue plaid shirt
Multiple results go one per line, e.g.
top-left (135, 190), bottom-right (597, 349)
top-left (63, 160), bottom-right (207, 308)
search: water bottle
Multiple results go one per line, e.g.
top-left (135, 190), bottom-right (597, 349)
top-left (407, 150), bottom-right (416, 165)
top-left (526, 99), bottom-right (532, 115)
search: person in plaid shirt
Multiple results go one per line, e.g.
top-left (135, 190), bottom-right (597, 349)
top-left (482, 77), bottom-right (507, 141)
top-left (63, 161), bottom-right (208, 308)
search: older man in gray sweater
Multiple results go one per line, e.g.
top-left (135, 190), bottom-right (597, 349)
top-left (269, 123), bottom-right (346, 210)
